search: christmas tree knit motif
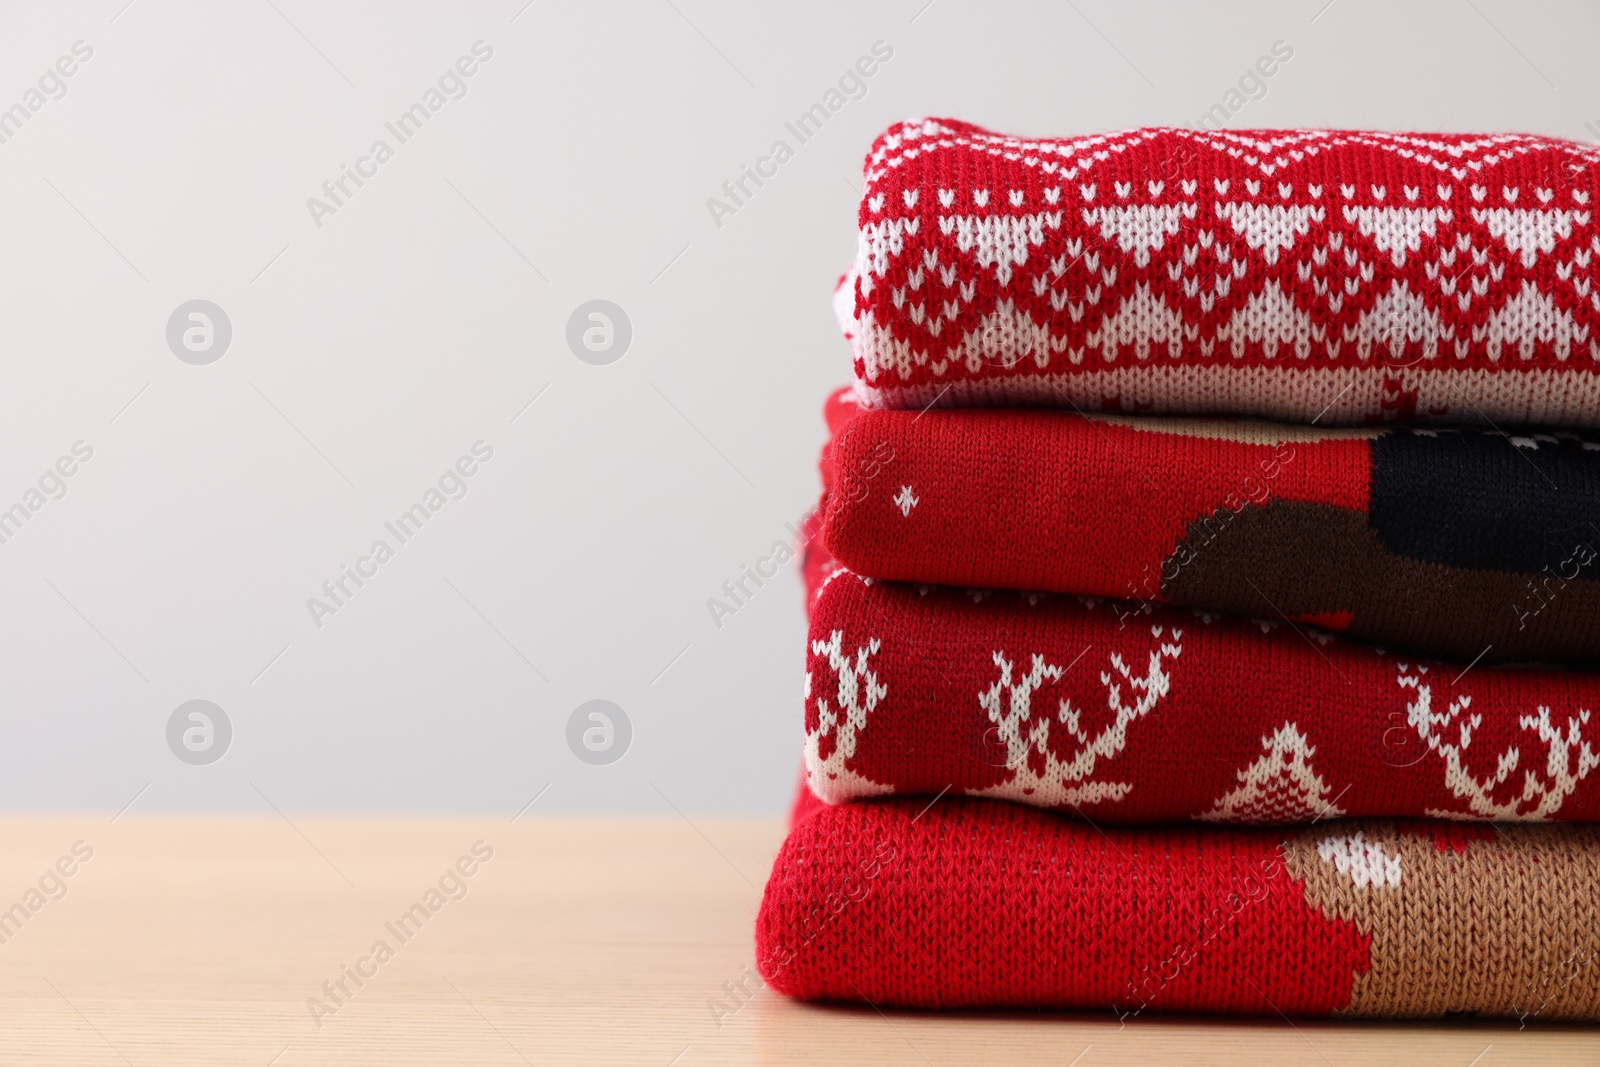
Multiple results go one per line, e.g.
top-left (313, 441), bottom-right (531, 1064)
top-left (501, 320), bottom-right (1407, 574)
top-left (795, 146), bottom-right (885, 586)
top-left (1198, 722), bottom-right (1345, 824)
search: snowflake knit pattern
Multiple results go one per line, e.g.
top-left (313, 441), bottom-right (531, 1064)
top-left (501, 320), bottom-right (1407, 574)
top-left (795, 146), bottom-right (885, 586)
top-left (843, 118), bottom-right (1600, 425)
top-left (805, 565), bottom-right (1600, 823)
top-left (756, 796), bottom-right (1600, 1019)
top-left (821, 399), bottom-right (1600, 667)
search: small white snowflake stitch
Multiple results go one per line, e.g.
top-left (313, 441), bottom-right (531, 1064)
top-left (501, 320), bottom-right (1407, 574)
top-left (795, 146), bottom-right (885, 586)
top-left (893, 485), bottom-right (919, 516)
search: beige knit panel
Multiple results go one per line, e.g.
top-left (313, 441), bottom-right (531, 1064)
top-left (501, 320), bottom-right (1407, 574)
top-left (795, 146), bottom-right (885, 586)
top-left (1084, 411), bottom-right (1382, 445)
top-left (1282, 822), bottom-right (1600, 1020)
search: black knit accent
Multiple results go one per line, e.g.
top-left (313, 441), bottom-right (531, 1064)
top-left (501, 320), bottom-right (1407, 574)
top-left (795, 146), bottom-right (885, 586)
top-left (1369, 429), bottom-right (1600, 574)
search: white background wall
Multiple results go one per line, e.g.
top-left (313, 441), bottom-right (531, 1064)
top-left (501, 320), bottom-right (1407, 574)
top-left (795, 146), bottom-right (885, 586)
top-left (0, 0), bottom-right (1596, 814)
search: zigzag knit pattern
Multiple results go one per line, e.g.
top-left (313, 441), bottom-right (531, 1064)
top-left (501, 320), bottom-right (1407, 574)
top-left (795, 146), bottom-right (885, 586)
top-left (756, 796), bottom-right (1600, 1019)
top-left (804, 564), bottom-right (1600, 822)
top-left (842, 118), bottom-right (1600, 425)
top-left (820, 397), bottom-right (1600, 667)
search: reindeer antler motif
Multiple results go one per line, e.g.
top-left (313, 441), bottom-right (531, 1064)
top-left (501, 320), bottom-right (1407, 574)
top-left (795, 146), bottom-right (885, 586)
top-left (972, 625), bottom-right (1182, 807)
top-left (1399, 666), bottom-right (1600, 821)
top-left (803, 630), bottom-right (894, 801)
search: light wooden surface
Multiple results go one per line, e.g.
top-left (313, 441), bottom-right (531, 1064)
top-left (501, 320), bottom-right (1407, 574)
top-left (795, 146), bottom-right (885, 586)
top-left (0, 814), bottom-right (1593, 1064)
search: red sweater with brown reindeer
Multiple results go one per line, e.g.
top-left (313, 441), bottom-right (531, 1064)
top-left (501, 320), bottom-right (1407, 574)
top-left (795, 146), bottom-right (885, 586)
top-left (757, 793), bottom-right (1600, 1019)
top-left (819, 395), bottom-right (1600, 668)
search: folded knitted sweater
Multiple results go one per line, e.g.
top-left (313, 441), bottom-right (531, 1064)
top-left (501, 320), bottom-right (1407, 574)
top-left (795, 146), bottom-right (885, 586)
top-left (756, 793), bottom-right (1600, 1019)
top-left (806, 565), bottom-right (1600, 822)
top-left (842, 118), bottom-right (1600, 426)
top-left (821, 401), bottom-right (1600, 667)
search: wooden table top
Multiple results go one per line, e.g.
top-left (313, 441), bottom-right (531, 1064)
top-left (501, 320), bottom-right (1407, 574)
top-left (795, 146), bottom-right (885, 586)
top-left (0, 814), bottom-right (1592, 1064)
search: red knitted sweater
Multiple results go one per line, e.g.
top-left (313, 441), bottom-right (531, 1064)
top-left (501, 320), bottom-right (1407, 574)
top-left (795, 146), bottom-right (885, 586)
top-left (842, 119), bottom-right (1600, 426)
top-left (756, 794), bottom-right (1600, 1019)
top-left (821, 401), bottom-right (1600, 667)
top-left (804, 567), bottom-right (1600, 822)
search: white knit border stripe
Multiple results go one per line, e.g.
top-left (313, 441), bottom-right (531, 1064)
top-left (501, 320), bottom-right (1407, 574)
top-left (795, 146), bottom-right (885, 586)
top-left (850, 362), bottom-right (1600, 428)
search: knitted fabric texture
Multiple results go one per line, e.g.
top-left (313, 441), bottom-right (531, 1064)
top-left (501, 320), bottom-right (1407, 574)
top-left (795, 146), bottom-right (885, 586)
top-left (843, 118), bottom-right (1600, 426)
top-left (755, 796), bottom-right (1600, 1019)
top-left (821, 402), bottom-right (1600, 667)
top-left (806, 566), bottom-right (1600, 822)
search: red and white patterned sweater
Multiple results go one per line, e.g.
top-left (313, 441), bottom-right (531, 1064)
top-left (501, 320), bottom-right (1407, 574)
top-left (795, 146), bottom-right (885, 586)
top-left (841, 118), bottom-right (1600, 425)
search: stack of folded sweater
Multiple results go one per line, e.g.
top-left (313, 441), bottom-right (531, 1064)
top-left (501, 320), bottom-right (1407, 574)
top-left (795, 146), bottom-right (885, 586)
top-left (756, 119), bottom-right (1600, 1020)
